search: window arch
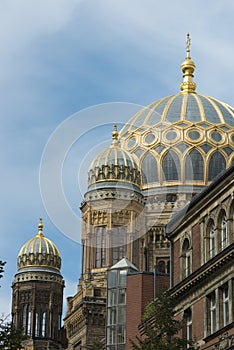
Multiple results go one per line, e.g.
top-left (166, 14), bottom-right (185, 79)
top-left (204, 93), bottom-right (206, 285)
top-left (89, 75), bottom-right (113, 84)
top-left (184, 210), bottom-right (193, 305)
top-left (183, 308), bottom-right (192, 346)
top-left (208, 151), bottom-right (226, 181)
top-left (185, 150), bottom-right (204, 180)
top-left (158, 260), bottom-right (166, 273)
top-left (141, 153), bottom-right (158, 184)
top-left (182, 238), bottom-right (191, 278)
top-left (27, 306), bottom-right (31, 335)
top-left (162, 150), bottom-right (181, 181)
top-left (95, 227), bottom-right (106, 268)
top-left (207, 220), bottom-right (216, 260)
top-left (218, 210), bottom-right (228, 250)
top-left (42, 311), bottom-right (46, 337)
top-left (22, 304), bottom-right (31, 335)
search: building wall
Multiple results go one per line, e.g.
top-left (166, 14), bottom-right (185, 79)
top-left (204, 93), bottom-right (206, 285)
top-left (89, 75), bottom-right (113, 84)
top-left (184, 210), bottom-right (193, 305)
top-left (167, 166), bottom-right (234, 349)
top-left (126, 272), bottom-right (169, 350)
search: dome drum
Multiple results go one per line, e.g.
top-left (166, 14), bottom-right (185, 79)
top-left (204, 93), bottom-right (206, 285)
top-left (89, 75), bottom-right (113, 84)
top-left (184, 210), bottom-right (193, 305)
top-left (88, 164), bottom-right (141, 187)
top-left (18, 251), bottom-right (61, 271)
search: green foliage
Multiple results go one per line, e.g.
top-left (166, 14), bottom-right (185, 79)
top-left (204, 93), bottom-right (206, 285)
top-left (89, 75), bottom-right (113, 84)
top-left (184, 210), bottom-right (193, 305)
top-left (0, 261), bottom-right (6, 281)
top-left (0, 317), bottom-right (28, 350)
top-left (87, 339), bottom-right (104, 350)
top-left (131, 290), bottom-right (196, 350)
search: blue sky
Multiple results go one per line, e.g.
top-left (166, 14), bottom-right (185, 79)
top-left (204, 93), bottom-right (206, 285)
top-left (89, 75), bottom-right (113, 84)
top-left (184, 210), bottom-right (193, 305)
top-left (1, 0), bottom-right (234, 316)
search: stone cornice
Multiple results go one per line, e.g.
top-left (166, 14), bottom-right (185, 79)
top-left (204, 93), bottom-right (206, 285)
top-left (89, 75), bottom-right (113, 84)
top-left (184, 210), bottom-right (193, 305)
top-left (170, 242), bottom-right (234, 300)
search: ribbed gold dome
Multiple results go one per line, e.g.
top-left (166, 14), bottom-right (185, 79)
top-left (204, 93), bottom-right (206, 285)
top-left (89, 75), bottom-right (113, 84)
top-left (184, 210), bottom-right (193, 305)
top-left (88, 124), bottom-right (141, 188)
top-left (120, 35), bottom-right (234, 191)
top-left (18, 218), bottom-right (61, 271)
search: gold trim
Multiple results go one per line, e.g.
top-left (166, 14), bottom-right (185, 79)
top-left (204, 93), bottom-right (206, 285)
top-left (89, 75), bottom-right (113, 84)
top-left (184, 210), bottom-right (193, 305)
top-left (18, 263), bottom-right (60, 271)
top-left (207, 129), bottom-right (225, 146)
top-left (186, 127), bottom-right (204, 144)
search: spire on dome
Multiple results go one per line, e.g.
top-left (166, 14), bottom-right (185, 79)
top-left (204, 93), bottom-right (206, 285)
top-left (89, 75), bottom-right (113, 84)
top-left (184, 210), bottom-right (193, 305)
top-left (180, 33), bottom-right (197, 93)
top-left (186, 33), bottom-right (191, 58)
top-left (37, 217), bottom-right (44, 237)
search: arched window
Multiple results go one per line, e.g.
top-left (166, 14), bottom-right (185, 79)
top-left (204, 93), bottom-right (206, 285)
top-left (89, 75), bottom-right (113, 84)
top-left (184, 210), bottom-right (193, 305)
top-left (184, 308), bottom-right (192, 346)
top-left (167, 260), bottom-right (170, 274)
top-left (35, 312), bottom-right (39, 337)
top-left (162, 150), bottom-right (181, 181)
top-left (185, 150), bottom-right (204, 180)
top-left (141, 153), bottom-right (158, 184)
top-left (112, 226), bottom-right (127, 265)
top-left (158, 260), bottom-right (166, 273)
top-left (219, 211), bottom-right (227, 250)
top-left (22, 305), bottom-right (27, 332)
top-left (95, 227), bottom-right (106, 268)
top-left (208, 152), bottom-right (226, 181)
top-left (207, 221), bottom-right (216, 259)
top-left (27, 306), bottom-right (31, 335)
top-left (182, 238), bottom-right (191, 278)
top-left (42, 311), bottom-right (46, 337)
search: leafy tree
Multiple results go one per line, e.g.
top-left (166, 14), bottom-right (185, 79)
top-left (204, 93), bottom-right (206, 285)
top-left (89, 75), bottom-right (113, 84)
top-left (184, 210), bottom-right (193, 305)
top-left (87, 339), bottom-right (104, 350)
top-left (0, 261), bottom-right (27, 349)
top-left (0, 261), bottom-right (6, 281)
top-left (0, 317), bottom-right (28, 350)
top-left (131, 290), bottom-right (197, 350)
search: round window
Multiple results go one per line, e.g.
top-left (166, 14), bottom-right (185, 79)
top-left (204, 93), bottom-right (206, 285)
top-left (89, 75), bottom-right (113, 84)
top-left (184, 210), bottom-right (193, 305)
top-left (211, 131), bottom-right (222, 143)
top-left (165, 130), bottom-right (177, 141)
top-left (144, 132), bottom-right (156, 145)
top-left (188, 130), bottom-right (200, 140)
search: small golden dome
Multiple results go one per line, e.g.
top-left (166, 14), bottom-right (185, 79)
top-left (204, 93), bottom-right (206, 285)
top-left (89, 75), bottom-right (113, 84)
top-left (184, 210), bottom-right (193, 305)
top-left (17, 218), bottom-right (61, 271)
top-left (88, 124), bottom-right (141, 188)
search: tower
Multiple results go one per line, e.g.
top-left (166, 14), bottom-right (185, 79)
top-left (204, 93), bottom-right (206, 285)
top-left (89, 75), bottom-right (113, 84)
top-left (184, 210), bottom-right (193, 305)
top-left (11, 218), bottom-right (64, 350)
top-left (64, 125), bottom-right (145, 349)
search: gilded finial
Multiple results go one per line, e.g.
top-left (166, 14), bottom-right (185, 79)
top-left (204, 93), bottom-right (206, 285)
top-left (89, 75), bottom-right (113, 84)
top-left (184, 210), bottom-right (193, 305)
top-left (112, 123), bottom-right (119, 144)
top-left (37, 217), bottom-right (44, 237)
top-left (180, 33), bottom-right (196, 94)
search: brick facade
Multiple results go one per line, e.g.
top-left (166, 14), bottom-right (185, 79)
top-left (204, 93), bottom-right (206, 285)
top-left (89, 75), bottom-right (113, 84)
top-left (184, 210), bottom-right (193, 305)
top-left (167, 166), bottom-right (234, 349)
top-left (126, 272), bottom-right (169, 350)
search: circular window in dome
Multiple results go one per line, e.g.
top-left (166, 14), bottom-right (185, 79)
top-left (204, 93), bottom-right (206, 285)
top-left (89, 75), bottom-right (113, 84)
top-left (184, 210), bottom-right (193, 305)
top-left (127, 137), bottom-right (137, 149)
top-left (165, 131), bottom-right (177, 140)
top-left (211, 131), bottom-right (222, 143)
top-left (188, 130), bottom-right (200, 140)
top-left (186, 128), bottom-right (203, 143)
top-left (163, 130), bottom-right (179, 143)
top-left (143, 132), bottom-right (157, 145)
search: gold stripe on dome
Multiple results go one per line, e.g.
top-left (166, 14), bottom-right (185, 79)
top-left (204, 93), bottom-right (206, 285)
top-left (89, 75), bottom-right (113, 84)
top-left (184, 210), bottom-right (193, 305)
top-left (161, 95), bottom-right (177, 122)
top-left (181, 93), bottom-right (188, 120)
top-left (210, 96), bottom-right (234, 121)
top-left (143, 97), bottom-right (169, 126)
top-left (18, 236), bottom-right (61, 258)
top-left (202, 95), bottom-right (225, 124)
top-left (193, 94), bottom-right (205, 121)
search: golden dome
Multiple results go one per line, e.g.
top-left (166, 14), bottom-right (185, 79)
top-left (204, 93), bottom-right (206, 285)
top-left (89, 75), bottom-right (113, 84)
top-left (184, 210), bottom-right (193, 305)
top-left (120, 35), bottom-right (234, 192)
top-left (88, 124), bottom-right (141, 188)
top-left (18, 218), bottom-right (61, 271)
